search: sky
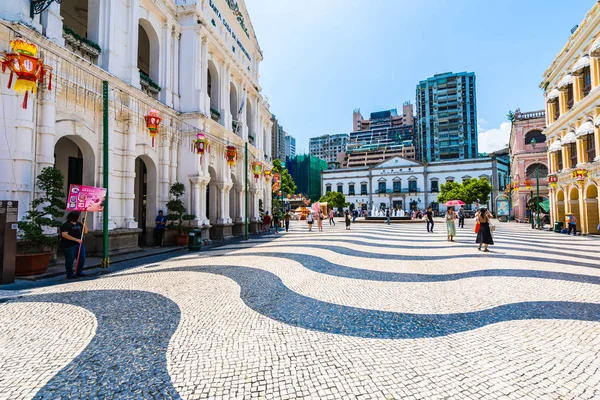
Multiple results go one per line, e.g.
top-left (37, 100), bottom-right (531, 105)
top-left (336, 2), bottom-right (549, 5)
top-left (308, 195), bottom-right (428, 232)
top-left (244, 0), bottom-right (595, 154)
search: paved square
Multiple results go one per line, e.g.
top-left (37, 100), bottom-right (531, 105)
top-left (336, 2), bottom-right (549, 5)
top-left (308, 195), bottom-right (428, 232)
top-left (1, 220), bottom-right (600, 399)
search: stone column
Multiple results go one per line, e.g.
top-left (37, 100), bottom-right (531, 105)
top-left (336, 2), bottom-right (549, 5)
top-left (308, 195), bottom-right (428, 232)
top-left (558, 91), bottom-right (567, 116)
top-left (576, 138), bottom-right (584, 166)
top-left (594, 125), bottom-right (600, 162)
top-left (200, 35), bottom-right (209, 115)
top-left (579, 186), bottom-right (587, 234)
top-left (223, 183), bottom-right (233, 223)
top-left (123, 121), bottom-right (138, 229)
top-left (199, 182), bottom-right (208, 222)
top-left (573, 76), bottom-right (584, 103)
top-left (561, 144), bottom-right (568, 172)
top-left (36, 76), bottom-right (57, 174)
top-left (592, 58), bottom-right (600, 89)
top-left (41, 2), bottom-right (65, 45)
top-left (170, 136), bottom-right (178, 185)
top-left (159, 135), bottom-right (171, 209)
top-left (236, 185), bottom-right (245, 223)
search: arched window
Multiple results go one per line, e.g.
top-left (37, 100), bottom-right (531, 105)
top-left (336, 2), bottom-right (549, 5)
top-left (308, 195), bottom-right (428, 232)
top-left (524, 129), bottom-right (545, 145)
top-left (60, 0), bottom-right (101, 63)
top-left (526, 163), bottom-right (548, 178)
top-left (230, 82), bottom-right (239, 123)
top-left (138, 20), bottom-right (160, 99)
top-left (207, 60), bottom-right (220, 121)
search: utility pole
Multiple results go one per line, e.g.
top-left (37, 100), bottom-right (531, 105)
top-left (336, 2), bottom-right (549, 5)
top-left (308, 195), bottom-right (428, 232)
top-left (102, 81), bottom-right (109, 267)
top-left (244, 142), bottom-right (248, 240)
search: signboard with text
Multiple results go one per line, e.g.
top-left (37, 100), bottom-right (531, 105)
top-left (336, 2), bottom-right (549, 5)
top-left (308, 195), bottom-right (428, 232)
top-left (66, 185), bottom-right (107, 212)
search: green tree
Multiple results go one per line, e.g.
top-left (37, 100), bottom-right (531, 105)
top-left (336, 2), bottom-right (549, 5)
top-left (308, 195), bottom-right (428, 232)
top-left (272, 159), bottom-right (296, 194)
top-left (462, 178), bottom-right (493, 205)
top-left (18, 167), bottom-right (67, 252)
top-left (165, 182), bottom-right (196, 234)
top-left (319, 191), bottom-right (349, 210)
top-left (436, 181), bottom-right (464, 204)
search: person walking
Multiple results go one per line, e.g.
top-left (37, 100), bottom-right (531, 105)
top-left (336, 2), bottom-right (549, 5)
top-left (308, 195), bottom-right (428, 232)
top-left (284, 211), bottom-right (291, 232)
top-left (445, 207), bottom-right (457, 242)
top-left (306, 211), bottom-right (314, 232)
top-left (273, 212), bottom-right (280, 234)
top-left (317, 209), bottom-right (324, 232)
top-left (328, 208), bottom-right (336, 225)
top-left (385, 209), bottom-right (391, 225)
top-left (154, 210), bottom-right (167, 247)
top-left (425, 206), bottom-right (434, 233)
top-left (458, 206), bottom-right (465, 228)
top-left (263, 211), bottom-right (272, 233)
top-left (344, 209), bottom-right (351, 230)
top-left (566, 213), bottom-right (578, 235)
top-left (476, 207), bottom-right (495, 252)
top-left (60, 211), bottom-right (89, 279)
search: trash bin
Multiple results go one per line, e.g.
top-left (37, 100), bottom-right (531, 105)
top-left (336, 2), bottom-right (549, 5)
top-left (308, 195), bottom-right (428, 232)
top-left (188, 229), bottom-right (202, 251)
top-left (554, 221), bottom-right (564, 233)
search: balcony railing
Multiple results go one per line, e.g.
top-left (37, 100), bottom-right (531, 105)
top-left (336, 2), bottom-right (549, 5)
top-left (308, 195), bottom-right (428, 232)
top-left (210, 108), bottom-right (220, 122)
top-left (139, 71), bottom-right (161, 99)
top-left (62, 26), bottom-right (101, 63)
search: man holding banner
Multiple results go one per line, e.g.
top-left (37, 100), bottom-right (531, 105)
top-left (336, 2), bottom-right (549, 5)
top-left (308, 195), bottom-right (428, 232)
top-left (60, 212), bottom-right (88, 278)
top-left (63, 184), bottom-right (107, 278)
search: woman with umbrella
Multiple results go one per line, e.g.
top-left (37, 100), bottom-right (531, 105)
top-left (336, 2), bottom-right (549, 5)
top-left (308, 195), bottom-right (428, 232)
top-left (443, 200), bottom-right (464, 242)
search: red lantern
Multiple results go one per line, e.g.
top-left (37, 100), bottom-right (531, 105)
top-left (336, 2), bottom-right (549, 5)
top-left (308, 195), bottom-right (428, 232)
top-left (225, 145), bottom-right (237, 167)
top-left (523, 178), bottom-right (533, 190)
top-left (547, 174), bottom-right (558, 188)
top-left (264, 170), bottom-right (272, 181)
top-left (193, 133), bottom-right (209, 155)
top-left (1, 39), bottom-right (52, 109)
top-left (144, 109), bottom-right (162, 147)
top-left (251, 162), bottom-right (262, 180)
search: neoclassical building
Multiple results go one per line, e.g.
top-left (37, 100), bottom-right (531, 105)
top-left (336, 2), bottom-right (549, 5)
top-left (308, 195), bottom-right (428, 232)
top-left (322, 156), bottom-right (509, 214)
top-left (509, 109), bottom-right (549, 222)
top-left (541, 3), bottom-right (600, 235)
top-left (0, 0), bottom-right (274, 251)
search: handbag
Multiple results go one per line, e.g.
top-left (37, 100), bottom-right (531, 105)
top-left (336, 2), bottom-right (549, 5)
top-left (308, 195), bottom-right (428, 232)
top-left (490, 223), bottom-right (496, 232)
top-left (474, 222), bottom-right (480, 234)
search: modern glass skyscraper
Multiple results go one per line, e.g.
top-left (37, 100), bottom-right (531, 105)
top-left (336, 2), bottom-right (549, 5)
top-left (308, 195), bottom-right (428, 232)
top-left (416, 72), bottom-right (478, 162)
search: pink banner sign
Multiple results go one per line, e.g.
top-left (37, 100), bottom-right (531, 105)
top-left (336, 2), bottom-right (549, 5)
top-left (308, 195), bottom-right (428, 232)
top-left (66, 185), bottom-right (107, 212)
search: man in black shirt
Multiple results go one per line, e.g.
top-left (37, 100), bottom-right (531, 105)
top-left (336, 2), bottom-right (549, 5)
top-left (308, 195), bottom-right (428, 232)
top-left (426, 207), bottom-right (434, 233)
top-left (60, 211), bottom-right (88, 278)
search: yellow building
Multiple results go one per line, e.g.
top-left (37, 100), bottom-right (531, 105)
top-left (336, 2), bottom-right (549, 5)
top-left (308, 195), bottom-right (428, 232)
top-left (542, 3), bottom-right (600, 235)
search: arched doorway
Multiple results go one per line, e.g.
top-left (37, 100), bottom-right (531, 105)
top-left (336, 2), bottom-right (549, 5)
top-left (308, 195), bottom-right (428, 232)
top-left (54, 136), bottom-right (96, 197)
top-left (585, 184), bottom-right (599, 234)
top-left (207, 60), bottom-right (220, 120)
top-left (556, 189), bottom-right (565, 227)
top-left (134, 156), bottom-right (157, 245)
top-left (569, 187), bottom-right (581, 232)
top-left (230, 82), bottom-right (238, 125)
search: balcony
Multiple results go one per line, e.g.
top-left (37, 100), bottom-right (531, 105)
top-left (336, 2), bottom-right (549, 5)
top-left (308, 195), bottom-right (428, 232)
top-left (248, 134), bottom-right (255, 144)
top-left (210, 108), bottom-right (221, 122)
top-left (232, 120), bottom-right (240, 133)
top-left (360, 191), bottom-right (368, 195)
top-left (139, 71), bottom-right (161, 99)
top-left (62, 26), bottom-right (101, 63)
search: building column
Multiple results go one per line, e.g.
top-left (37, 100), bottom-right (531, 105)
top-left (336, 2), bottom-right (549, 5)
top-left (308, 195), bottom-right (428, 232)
top-left (123, 123), bottom-right (137, 228)
top-left (199, 182), bottom-right (208, 223)
top-left (579, 186), bottom-right (587, 234)
top-left (561, 145), bottom-right (568, 171)
top-left (573, 75), bottom-right (584, 103)
top-left (591, 57), bottom-right (600, 89)
top-left (548, 188), bottom-right (555, 226)
top-left (170, 136), bottom-right (178, 184)
top-left (223, 183), bottom-right (233, 223)
top-left (200, 35), bottom-right (209, 115)
top-left (594, 125), bottom-right (600, 162)
top-left (558, 91), bottom-right (567, 115)
top-left (36, 78), bottom-right (57, 174)
top-left (576, 138), bottom-right (585, 166)
top-left (159, 135), bottom-right (170, 209)
top-left (236, 185), bottom-right (245, 223)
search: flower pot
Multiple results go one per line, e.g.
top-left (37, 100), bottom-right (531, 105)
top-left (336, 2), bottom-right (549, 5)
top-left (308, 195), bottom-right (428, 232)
top-left (175, 234), bottom-right (189, 246)
top-left (15, 252), bottom-right (52, 276)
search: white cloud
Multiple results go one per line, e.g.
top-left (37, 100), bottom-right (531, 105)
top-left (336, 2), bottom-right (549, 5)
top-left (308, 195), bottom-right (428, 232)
top-left (478, 121), bottom-right (511, 154)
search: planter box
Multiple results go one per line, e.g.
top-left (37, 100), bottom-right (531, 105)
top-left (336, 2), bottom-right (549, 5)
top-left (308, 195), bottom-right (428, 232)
top-left (175, 234), bottom-right (189, 246)
top-left (15, 253), bottom-right (52, 276)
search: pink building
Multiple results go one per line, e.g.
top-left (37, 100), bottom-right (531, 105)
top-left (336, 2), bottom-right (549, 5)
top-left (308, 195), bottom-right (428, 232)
top-left (509, 109), bottom-right (549, 222)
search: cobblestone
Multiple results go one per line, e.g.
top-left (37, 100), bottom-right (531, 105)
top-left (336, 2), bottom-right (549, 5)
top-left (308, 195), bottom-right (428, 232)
top-left (0, 220), bottom-right (599, 399)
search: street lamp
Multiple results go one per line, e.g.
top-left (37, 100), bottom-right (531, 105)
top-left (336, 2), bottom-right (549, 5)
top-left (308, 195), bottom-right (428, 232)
top-left (530, 138), bottom-right (541, 230)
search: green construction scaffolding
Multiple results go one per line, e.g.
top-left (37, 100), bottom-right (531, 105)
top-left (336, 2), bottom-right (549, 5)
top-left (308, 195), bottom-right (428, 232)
top-left (285, 155), bottom-right (327, 202)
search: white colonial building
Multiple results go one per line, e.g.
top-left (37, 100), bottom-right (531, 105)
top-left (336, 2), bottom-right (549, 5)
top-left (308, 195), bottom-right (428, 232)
top-left (0, 0), bottom-right (274, 252)
top-left (322, 156), bottom-right (509, 213)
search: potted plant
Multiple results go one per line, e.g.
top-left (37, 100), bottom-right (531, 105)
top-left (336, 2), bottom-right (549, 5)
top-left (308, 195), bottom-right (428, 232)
top-left (166, 182), bottom-right (196, 246)
top-left (16, 167), bottom-right (66, 276)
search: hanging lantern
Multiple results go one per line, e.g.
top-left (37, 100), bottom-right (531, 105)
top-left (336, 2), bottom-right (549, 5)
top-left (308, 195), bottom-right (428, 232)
top-left (144, 109), bottom-right (162, 147)
top-left (263, 169), bottom-right (272, 181)
top-left (251, 162), bottom-right (262, 180)
top-left (1, 39), bottom-right (52, 109)
top-left (572, 168), bottom-right (588, 181)
top-left (225, 145), bottom-right (237, 167)
top-left (547, 174), bottom-right (558, 188)
top-left (193, 132), bottom-right (210, 155)
top-left (523, 178), bottom-right (533, 190)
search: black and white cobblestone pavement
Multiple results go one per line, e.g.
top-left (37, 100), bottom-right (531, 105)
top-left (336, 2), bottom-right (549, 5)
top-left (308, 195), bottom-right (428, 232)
top-left (1, 219), bottom-right (599, 399)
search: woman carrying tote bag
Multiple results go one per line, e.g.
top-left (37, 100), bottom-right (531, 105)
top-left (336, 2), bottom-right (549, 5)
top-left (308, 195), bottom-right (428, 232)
top-left (476, 208), bottom-right (495, 252)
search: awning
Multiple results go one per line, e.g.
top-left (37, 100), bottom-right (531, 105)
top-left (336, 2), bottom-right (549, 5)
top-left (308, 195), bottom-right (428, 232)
top-left (548, 140), bottom-right (562, 152)
top-left (572, 56), bottom-right (590, 75)
top-left (539, 200), bottom-right (550, 213)
top-left (562, 131), bottom-right (577, 144)
top-left (547, 88), bottom-right (560, 100)
top-left (558, 74), bottom-right (573, 89)
top-left (592, 36), bottom-right (600, 57)
top-left (575, 121), bottom-right (594, 137)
